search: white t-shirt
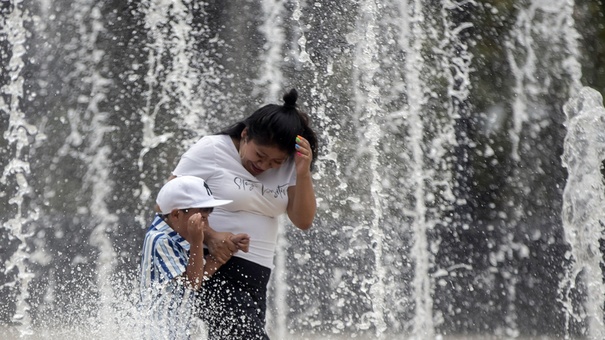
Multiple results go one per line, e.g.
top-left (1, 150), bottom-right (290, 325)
top-left (173, 134), bottom-right (296, 269)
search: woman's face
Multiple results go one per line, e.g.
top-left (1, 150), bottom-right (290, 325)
top-left (239, 131), bottom-right (289, 176)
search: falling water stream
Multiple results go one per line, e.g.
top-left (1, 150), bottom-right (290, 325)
top-left (560, 87), bottom-right (605, 339)
top-left (1, 0), bottom-right (604, 339)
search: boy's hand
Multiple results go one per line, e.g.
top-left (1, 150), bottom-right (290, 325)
top-left (187, 213), bottom-right (205, 244)
top-left (231, 233), bottom-right (250, 253)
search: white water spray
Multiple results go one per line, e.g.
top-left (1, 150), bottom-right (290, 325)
top-left (256, 1), bottom-right (289, 337)
top-left (52, 1), bottom-right (121, 336)
top-left (351, 1), bottom-right (388, 336)
top-left (255, 0), bottom-right (286, 100)
top-left (502, 1), bottom-right (584, 336)
top-left (138, 0), bottom-right (198, 169)
top-left (507, 0), bottom-right (583, 161)
top-left (397, 0), bottom-right (436, 337)
top-left (1, 1), bottom-right (38, 336)
top-left (0, 1), bottom-right (600, 339)
top-left (560, 87), bottom-right (605, 339)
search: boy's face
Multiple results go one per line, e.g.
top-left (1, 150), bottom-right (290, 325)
top-left (179, 208), bottom-right (212, 225)
top-left (172, 208), bottom-right (213, 239)
top-left (181, 207), bottom-right (213, 215)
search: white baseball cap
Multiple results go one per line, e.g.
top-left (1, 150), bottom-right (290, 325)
top-left (156, 176), bottom-right (232, 215)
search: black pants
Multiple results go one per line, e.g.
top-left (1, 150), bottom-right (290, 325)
top-left (199, 255), bottom-right (271, 340)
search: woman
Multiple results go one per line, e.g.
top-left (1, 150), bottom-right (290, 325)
top-left (170, 88), bottom-right (318, 339)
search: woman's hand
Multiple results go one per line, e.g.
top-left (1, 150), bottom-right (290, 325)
top-left (205, 230), bottom-right (248, 264)
top-left (294, 135), bottom-right (312, 176)
top-left (231, 233), bottom-right (250, 253)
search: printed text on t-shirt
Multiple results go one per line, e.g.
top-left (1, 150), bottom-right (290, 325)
top-left (233, 177), bottom-right (289, 199)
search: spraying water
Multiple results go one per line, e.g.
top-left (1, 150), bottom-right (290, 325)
top-left (0, 0), bottom-right (601, 339)
top-left (560, 87), bottom-right (605, 339)
top-left (398, 0), bottom-right (436, 337)
top-left (350, 0), bottom-right (389, 336)
top-left (1, 1), bottom-right (38, 336)
top-left (507, 0), bottom-right (583, 162)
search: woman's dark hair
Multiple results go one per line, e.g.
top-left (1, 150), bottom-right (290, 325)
top-left (218, 88), bottom-right (318, 169)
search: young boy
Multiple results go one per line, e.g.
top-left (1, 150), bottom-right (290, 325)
top-left (139, 175), bottom-right (249, 338)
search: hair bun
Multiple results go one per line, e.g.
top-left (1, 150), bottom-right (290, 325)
top-left (283, 88), bottom-right (298, 108)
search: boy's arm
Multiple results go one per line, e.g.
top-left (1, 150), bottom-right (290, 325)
top-left (183, 238), bottom-right (225, 287)
top-left (202, 255), bottom-right (222, 279)
top-left (185, 215), bottom-right (247, 288)
top-left (186, 243), bottom-right (205, 290)
top-left (185, 213), bottom-right (206, 290)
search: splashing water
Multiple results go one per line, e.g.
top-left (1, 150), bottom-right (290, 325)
top-left (560, 87), bottom-right (605, 339)
top-left (1, 0), bottom-right (603, 339)
top-left (507, 0), bottom-right (583, 162)
top-left (1, 0), bottom-right (39, 336)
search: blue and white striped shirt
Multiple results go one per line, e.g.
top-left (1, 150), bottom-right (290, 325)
top-left (140, 214), bottom-right (190, 289)
top-left (139, 214), bottom-right (196, 339)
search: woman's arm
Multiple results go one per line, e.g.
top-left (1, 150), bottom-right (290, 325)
top-left (203, 226), bottom-right (239, 264)
top-left (201, 233), bottom-right (249, 280)
top-left (286, 135), bottom-right (317, 230)
top-left (287, 180), bottom-right (316, 230)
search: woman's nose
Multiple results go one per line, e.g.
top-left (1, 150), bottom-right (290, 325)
top-left (258, 160), bottom-right (272, 170)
